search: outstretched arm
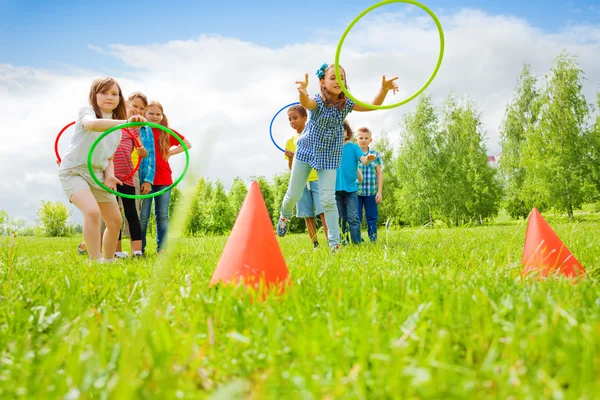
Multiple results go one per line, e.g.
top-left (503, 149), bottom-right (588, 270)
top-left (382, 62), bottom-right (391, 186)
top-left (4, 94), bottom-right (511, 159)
top-left (84, 115), bottom-right (146, 132)
top-left (296, 73), bottom-right (317, 110)
top-left (359, 153), bottom-right (377, 165)
top-left (353, 75), bottom-right (399, 112)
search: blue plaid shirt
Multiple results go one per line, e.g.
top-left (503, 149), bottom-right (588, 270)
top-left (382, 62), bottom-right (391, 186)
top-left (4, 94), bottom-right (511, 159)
top-left (358, 148), bottom-right (382, 196)
top-left (296, 94), bottom-right (355, 170)
top-left (138, 126), bottom-right (156, 184)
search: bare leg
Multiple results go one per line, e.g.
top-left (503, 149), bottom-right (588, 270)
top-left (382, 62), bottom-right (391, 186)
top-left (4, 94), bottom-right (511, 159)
top-left (305, 217), bottom-right (317, 243)
top-left (70, 191), bottom-right (103, 261)
top-left (98, 201), bottom-right (123, 260)
top-left (318, 213), bottom-right (329, 239)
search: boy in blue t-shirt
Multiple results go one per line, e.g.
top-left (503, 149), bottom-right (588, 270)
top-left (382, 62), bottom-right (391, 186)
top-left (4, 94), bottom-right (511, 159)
top-left (335, 121), bottom-right (376, 244)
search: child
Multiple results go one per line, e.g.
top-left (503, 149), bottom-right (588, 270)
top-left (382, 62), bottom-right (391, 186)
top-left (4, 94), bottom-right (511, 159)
top-left (357, 127), bottom-right (383, 242)
top-left (58, 77), bottom-right (145, 262)
top-left (77, 92), bottom-right (156, 258)
top-left (139, 100), bottom-right (192, 254)
top-left (284, 104), bottom-right (328, 248)
top-left (336, 120), bottom-right (373, 245)
top-left (276, 62), bottom-right (398, 252)
top-left (112, 92), bottom-right (155, 257)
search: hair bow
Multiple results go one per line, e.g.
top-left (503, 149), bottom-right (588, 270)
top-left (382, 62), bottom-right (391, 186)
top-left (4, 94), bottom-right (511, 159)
top-left (316, 63), bottom-right (328, 79)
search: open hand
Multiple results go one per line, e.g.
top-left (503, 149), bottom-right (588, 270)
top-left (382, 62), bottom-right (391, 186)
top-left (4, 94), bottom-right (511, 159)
top-left (382, 75), bottom-right (399, 95)
top-left (366, 154), bottom-right (376, 162)
top-left (104, 175), bottom-right (122, 191)
top-left (296, 73), bottom-right (309, 96)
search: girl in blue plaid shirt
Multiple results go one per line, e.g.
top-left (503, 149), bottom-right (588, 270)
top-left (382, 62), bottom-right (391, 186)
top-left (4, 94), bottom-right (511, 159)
top-left (276, 63), bottom-right (398, 252)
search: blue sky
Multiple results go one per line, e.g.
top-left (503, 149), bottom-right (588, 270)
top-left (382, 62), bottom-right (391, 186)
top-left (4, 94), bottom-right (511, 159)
top-left (2, 0), bottom-right (599, 72)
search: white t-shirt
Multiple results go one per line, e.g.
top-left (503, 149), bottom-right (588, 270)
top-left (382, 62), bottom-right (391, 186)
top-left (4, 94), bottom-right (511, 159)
top-left (59, 106), bottom-right (122, 170)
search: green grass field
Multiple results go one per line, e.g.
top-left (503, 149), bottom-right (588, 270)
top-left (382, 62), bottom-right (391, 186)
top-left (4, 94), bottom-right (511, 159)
top-left (1, 221), bottom-right (599, 399)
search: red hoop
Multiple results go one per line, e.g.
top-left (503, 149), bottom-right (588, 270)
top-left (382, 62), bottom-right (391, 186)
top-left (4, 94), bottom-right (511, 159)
top-left (55, 121), bottom-right (143, 183)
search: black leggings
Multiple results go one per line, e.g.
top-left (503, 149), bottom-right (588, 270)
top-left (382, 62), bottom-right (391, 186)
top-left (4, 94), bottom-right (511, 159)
top-left (117, 184), bottom-right (142, 241)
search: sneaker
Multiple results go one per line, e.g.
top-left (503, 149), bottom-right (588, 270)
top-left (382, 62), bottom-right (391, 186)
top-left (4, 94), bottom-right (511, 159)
top-left (330, 244), bottom-right (341, 254)
top-left (313, 241), bottom-right (319, 249)
top-left (276, 217), bottom-right (289, 237)
top-left (114, 251), bottom-right (128, 259)
top-left (77, 243), bottom-right (87, 256)
top-left (133, 251), bottom-right (144, 258)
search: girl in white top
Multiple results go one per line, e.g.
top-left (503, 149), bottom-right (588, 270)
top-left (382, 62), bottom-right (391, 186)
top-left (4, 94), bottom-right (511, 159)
top-left (58, 77), bottom-right (145, 263)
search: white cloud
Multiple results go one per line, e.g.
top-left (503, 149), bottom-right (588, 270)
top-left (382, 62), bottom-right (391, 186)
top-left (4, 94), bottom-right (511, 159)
top-left (1, 9), bottom-right (600, 224)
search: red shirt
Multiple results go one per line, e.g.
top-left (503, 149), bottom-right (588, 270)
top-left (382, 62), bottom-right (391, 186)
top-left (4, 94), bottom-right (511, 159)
top-left (153, 128), bottom-right (186, 185)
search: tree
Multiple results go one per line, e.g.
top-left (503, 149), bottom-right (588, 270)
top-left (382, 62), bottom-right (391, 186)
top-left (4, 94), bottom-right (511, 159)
top-left (395, 94), bottom-right (441, 226)
top-left (37, 201), bottom-right (71, 237)
top-left (271, 171), bottom-right (305, 233)
top-left (185, 178), bottom-right (208, 236)
top-left (0, 210), bottom-right (7, 235)
top-left (498, 64), bottom-right (541, 219)
top-left (256, 177), bottom-right (275, 222)
top-left (372, 131), bottom-right (400, 227)
top-left (587, 92), bottom-right (600, 205)
top-left (438, 96), bottom-right (502, 225)
top-left (169, 186), bottom-right (182, 218)
top-left (209, 180), bottom-right (234, 235)
top-left (522, 52), bottom-right (593, 220)
top-left (228, 177), bottom-right (248, 220)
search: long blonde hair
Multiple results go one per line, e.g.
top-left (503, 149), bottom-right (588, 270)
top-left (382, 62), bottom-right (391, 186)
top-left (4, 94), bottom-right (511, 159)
top-left (147, 100), bottom-right (171, 161)
top-left (320, 64), bottom-right (349, 111)
top-left (89, 77), bottom-right (127, 119)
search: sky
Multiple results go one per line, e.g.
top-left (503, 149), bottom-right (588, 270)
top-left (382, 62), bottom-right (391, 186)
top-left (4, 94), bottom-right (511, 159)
top-left (1, 0), bottom-right (600, 225)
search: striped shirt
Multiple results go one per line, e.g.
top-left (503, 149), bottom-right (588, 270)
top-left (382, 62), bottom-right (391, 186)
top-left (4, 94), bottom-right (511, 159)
top-left (358, 148), bottom-right (383, 196)
top-left (113, 128), bottom-right (138, 186)
top-left (296, 94), bottom-right (355, 170)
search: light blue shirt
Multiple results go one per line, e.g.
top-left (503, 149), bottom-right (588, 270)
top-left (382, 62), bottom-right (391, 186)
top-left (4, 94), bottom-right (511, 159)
top-left (335, 142), bottom-right (363, 192)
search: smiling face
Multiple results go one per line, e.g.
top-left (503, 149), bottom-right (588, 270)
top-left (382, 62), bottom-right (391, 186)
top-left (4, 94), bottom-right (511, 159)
top-left (287, 109), bottom-right (307, 133)
top-left (145, 105), bottom-right (163, 124)
top-left (128, 97), bottom-right (146, 117)
top-left (96, 84), bottom-right (120, 115)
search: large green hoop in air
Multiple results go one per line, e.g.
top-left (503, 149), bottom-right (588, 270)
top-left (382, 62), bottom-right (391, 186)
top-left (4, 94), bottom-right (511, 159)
top-left (335, 0), bottom-right (445, 110)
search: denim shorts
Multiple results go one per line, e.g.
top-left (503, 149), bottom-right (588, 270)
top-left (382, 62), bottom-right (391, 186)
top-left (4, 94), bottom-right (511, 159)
top-left (296, 180), bottom-right (324, 218)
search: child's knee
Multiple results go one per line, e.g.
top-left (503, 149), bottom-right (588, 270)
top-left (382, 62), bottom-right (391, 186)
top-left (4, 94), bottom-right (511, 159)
top-left (320, 195), bottom-right (336, 210)
top-left (84, 208), bottom-right (102, 223)
top-left (105, 214), bottom-right (122, 231)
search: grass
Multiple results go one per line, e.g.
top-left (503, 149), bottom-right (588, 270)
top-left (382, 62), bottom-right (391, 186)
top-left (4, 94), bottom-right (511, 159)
top-left (0, 220), bottom-right (599, 399)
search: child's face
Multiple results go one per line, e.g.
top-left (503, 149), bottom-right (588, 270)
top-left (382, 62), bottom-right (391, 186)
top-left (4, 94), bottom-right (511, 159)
top-left (96, 84), bottom-right (120, 114)
top-left (146, 106), bottom-right (163, 124)
top-left (128, 97), bottom-right (146, 117)
top-left (287, 110), bottom-right (307, 133)
top-left (357, 131), bottom-right (372, 147)
top-left (321, 67), bottom-right (345, 96)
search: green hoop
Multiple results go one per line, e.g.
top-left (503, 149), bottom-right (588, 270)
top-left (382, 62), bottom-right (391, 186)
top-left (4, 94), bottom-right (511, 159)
top-left (87, 121), bottom-right (189, 199)
top-left (334, 0), bottom-right (445, 110)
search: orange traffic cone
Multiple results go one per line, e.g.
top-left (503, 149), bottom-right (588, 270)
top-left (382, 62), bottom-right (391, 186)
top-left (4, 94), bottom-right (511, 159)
top-left (209, 181), bottom-right (290, 296)
top-left (522, 208), bottom-right (585, 279)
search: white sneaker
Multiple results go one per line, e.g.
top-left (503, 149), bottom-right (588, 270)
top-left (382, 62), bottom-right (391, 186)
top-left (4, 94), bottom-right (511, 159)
top-left (114, 252), bottom-right (128, 259)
